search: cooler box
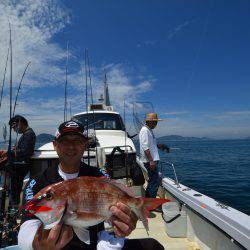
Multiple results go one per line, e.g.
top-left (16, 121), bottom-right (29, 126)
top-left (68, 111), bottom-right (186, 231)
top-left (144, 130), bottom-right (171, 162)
top-left (162, 202), bottom-right (187, 238)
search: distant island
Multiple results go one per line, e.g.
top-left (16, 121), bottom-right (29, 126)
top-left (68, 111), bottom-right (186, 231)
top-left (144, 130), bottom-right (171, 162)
top-left (2, 133), bottom-right (249, 145)
top-left (36, 133), bottom-right (54, 143)
top-left (157, 135), bottom-right (211, 141)
top-left (0, 134), bottom-right (54, 144)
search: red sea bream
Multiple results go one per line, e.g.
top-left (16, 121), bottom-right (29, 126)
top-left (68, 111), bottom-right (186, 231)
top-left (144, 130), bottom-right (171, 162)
top-left (23, 176), bottom-right (169, 237)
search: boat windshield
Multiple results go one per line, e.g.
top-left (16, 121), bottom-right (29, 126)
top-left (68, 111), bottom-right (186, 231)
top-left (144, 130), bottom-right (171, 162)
top-left (73, 113), bottom-right (125, 131)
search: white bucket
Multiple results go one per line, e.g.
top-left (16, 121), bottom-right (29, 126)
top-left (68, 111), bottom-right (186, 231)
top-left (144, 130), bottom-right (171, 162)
top-left (162, 202), bottom-right (187, 238)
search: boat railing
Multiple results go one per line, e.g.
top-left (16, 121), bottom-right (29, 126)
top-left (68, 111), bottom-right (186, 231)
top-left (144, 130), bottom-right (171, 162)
top-left (100, 145), bottom-right (134, 153)
top-left (160, 161), bottom-right (180, 188)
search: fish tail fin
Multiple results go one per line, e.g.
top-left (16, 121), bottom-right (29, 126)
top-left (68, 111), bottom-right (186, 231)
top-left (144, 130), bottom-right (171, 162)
top-left (142, 197), bottom-right (170, 212)
top-left (131, 197), bottom-right (170, 235)
top-left (132, 205), bottom-right (150, 235)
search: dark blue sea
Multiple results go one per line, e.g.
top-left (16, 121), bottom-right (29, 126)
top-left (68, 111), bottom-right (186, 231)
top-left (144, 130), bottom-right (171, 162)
top-left (1, 139), bottom-right (249, 215)
top-left (157, 139), bottom-right (250, 215)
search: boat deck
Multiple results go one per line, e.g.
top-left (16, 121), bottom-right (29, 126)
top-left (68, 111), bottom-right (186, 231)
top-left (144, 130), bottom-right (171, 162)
top-left (128, 211), bottom-right (200, 250)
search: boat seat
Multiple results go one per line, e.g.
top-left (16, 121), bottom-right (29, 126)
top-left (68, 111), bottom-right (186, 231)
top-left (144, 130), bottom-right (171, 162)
top-left (105, 146), bottom-right (136, 179)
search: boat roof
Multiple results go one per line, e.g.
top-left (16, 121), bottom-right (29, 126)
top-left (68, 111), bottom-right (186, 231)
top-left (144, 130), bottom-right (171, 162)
top-left (73, 110), bottom-right (120, 116)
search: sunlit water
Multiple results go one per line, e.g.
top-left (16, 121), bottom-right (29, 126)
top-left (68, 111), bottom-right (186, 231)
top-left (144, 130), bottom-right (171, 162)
top-left (157, 139), bottom-right (250, 215)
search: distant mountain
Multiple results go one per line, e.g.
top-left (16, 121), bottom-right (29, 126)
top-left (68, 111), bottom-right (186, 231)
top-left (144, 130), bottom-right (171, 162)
top-left (0, 134), bottom-right (54, 144)
top-left (36, 133), bottom-right (54, 143)
top-left (157, 135), bottom-right (211, 141)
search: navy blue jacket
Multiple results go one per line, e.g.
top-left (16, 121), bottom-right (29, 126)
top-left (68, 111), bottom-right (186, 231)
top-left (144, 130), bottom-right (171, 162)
top-left (22, 163), bottom-right (105, 250)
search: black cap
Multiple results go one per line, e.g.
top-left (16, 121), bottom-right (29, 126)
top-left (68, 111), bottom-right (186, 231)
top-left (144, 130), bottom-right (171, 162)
top-left (55, 120), bottom-right (87, 140)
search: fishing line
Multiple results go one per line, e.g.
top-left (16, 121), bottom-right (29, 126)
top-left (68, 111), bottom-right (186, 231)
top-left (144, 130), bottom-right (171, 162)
top-left (132, 101), bottom-right (154, 135)
top-left (184, 1), bottom-right (213, 105)
top-left (64, 42), bottom-right (69, 122)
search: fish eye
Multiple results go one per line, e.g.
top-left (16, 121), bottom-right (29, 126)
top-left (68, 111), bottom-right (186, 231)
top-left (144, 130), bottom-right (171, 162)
top-left (46, 190), bottom-right (53, 200)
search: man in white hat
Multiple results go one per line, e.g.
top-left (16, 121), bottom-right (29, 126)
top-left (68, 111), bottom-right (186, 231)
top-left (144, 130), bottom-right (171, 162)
top-left (139, 113), bottom-right (168, 200)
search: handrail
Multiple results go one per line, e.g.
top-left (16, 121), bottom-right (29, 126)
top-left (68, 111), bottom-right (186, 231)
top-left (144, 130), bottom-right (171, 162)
top-left (161, 161), bottom-right (180, 188)
top-left (100, 145), bottom-right (134, 153)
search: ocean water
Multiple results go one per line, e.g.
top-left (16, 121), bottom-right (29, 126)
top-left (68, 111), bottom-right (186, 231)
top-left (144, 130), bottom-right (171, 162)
top-left (157, 139), bottom-right (250, 215)
top-left (1, 139), bottom-right (249, 215)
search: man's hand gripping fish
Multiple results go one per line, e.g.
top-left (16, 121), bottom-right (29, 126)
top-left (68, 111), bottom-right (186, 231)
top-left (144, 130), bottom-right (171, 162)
top-left (23, 176), bottom-right (169, 237)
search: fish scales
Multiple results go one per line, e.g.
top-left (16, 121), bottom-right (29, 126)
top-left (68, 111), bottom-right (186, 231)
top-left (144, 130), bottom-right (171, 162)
top-left (23, 176), bottom-right (169, 233)
top-left (63, 177), bottom-right (130, 215)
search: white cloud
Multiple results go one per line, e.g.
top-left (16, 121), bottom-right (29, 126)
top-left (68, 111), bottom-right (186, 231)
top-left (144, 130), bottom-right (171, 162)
top-left (137, 40), bottom-right (157, 48)
top-left (163, 111), bottom-right (189, 116)
top-left (154, 110), bottom-right (250, 139)
top-left (211, 111), bottom-right (250, 120)
top-left (89, 64), bottom-right (152, 110)
top-left (0, 0), bottom-right (69, 90)
top-left (168, 20), bottom-right (194, 40)
top-left (0, 1), bottom-right (154, 136)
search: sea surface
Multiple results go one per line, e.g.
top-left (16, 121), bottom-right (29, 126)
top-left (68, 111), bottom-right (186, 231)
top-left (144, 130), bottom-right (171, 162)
top-left (157, 139), bottom-right (250, 215)
top-left (0, 139), bottom-right (249, 215)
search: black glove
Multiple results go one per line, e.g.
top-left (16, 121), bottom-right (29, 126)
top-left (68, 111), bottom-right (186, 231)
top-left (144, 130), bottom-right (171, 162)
top-left (157, 144), bottom-right (170, 153)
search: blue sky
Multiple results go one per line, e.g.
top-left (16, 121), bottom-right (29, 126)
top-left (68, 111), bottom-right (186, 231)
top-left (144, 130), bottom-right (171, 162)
top-left (0, 0), bottom-right (250, 139)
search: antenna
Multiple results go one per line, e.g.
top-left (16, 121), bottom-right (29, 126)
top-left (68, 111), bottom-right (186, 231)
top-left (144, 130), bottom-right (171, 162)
top-left (104, 73), bottom-right (111, 106)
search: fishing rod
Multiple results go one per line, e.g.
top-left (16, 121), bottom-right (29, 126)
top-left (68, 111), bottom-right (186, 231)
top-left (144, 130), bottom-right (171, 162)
top-left (64, 42), bottom-right (69, 122)
top-left (86, 50), bottom-right (97, 152)
top-left (0, 46), bottom-right (10, 110)
top-left (0, 21), bottom-right (13, 247)
top-left (69, 101), bottom-right (72, 118)
top-left (123, 99), bottom-right (129, 184)
top-left (7, 20), bottom-right (13, 165)
top-left (12, 61), bottom-right (31, 116)
top-left (84, 49), bottom-right (90, 166)
top-left (11, 61), bottom-right (32, 159)
top-left (2, 124), bottom-right (7, 143)
top-left (84, 49), bottom-right (91, 165)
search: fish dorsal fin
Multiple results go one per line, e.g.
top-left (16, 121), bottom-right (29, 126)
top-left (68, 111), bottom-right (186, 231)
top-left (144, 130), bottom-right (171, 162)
top-left (100, 177), bottom-right (135, 197)
top-left (73, 227), bottom-right (90, 245)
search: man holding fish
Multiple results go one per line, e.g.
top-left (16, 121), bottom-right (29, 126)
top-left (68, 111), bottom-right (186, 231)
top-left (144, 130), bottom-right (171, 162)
top-left (18, 120), bottom-right (166, 249)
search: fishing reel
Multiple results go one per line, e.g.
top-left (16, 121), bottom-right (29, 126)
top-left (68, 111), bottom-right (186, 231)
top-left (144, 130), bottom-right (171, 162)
top-left (0, 208), bottom-right (19, 247)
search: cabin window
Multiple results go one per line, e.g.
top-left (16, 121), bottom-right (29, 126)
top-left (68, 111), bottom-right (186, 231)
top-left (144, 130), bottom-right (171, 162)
top-left (73, 113), bottom-right (125, 131)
